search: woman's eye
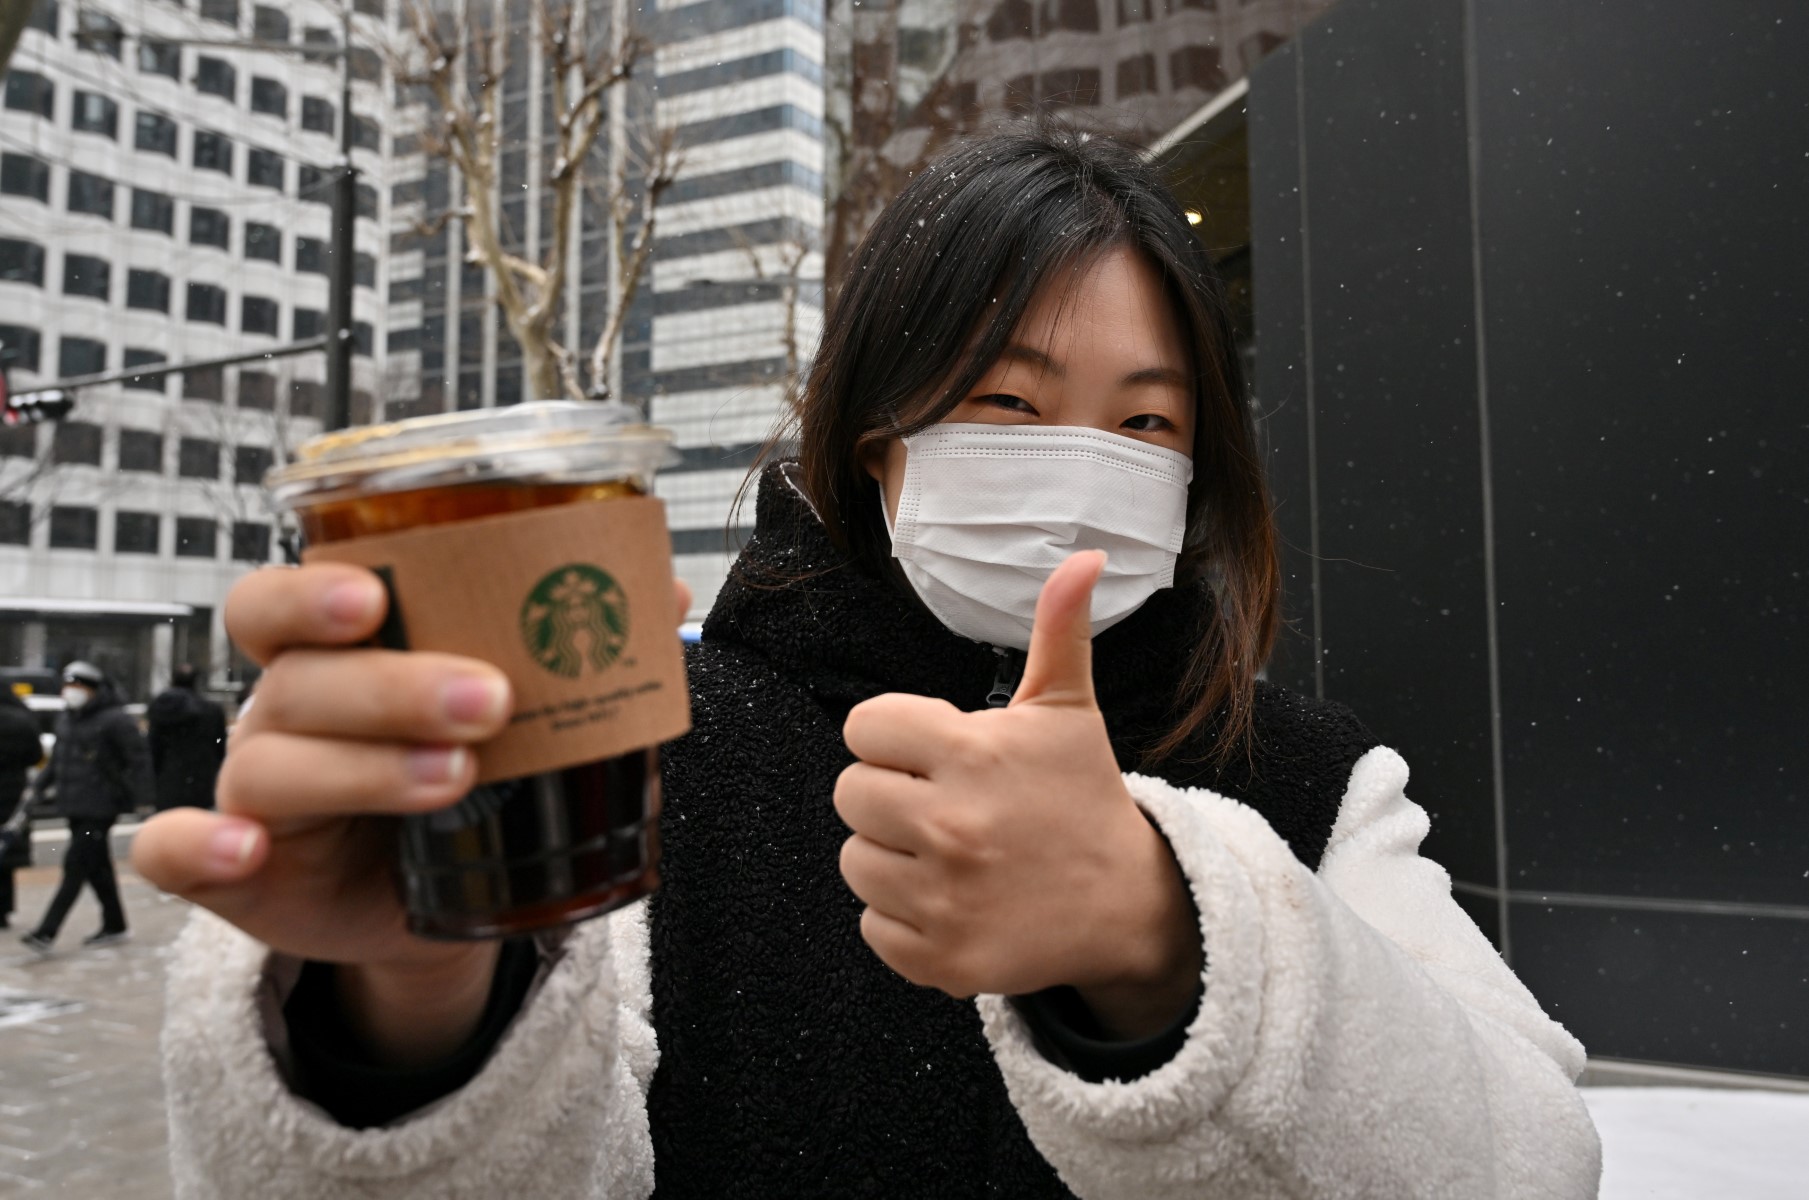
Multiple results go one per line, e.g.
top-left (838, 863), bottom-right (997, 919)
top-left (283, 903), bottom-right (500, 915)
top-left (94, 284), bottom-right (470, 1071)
top-left (978, 394), bottom-right (1037, 414)
top-left (1122, 413), bottom-right (1175, 433)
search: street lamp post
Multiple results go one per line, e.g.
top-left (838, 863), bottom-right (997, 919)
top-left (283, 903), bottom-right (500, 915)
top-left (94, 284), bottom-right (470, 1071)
top-left (323, 0), bottom-right (358, 432)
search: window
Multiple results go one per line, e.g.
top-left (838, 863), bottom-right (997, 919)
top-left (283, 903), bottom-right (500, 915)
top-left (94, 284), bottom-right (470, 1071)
top-left (356, 182), bottom-right (378, 219)
top-left (241, 295), bottom-right (279, 335)
top-left (175, 517), bottom-right (217, 558)
top-left (115, 511), bottom-right (161, 554)
top-left (184, 366), bottom-right (223, 402)
top-left (234, 445), bottom-right (273, 483)
top-left (123, 348), bottom-right (166, 392)
top-left (1117, 0), bottom-right (1151, 20)
top-left (186, 282), bottom-right (227, 324)
top-left (292, 307), bottom-right (324, 339)
top-left (4, 70), bottom-right (54, 119)
top-left (252, 5), bottom-right (289, 41)
top-left (289, 379), bottom-right (324, 419)
top-left (49, 506), bottom-right (99, 550)
top-left (390, 179), bottom-right (423, 207)
top-left (247, 149), bottom-right (284, 191)
top-left (349, 47), bottom-right (382, 83)
top-left (71, 91), bottom-right (117, 137)
top-left (0, 325), bottom-right (41, 371)
top-left (134, 111), bottom-right (178, 156)
top-left (138, 39), bottom-right (180, 78)
top-left (297, 164), bottom-right (330, 203)
top-left (300, 96), bottom-right (334, 135)
top-left (51, 422), bottom-right (102, 465)
top-left (295, 237), bottom-right (326, 274)
top-left (74, 10), bottom-right (123, 57)
top-left (302, 26), bottom-right (336, 50)
top-left (193, 130), bottom-right (233, 174)
top-left (190, 206), bottom-right (230, 249)
top-left (237, 370), bottom-right (275, 410)
top-left (351, 114), bottom-right (380, 150)
top-left (0, 238), bottom-right (46, 286)
top-left (231, 521), bottom-right (271, 562)
top-left (118, 429), bottom-right (163, 472)
top-left (353, 321), bottom-right (374, 357)
top-left (353, 0), bottom-right (383, 16)
top-left (388, 275), bottom-right (422, 303)
top-left (1, 153), bottom-right (51, 202)
top-left (355, 252), bottom-right (376, 288)
top-left (66, 170), bottom-right (113, 218)
top-left (199, 0), bottom-right (238, 27)
top-left (26, 0), bottom-right (56, 37)
top-left (196, 58), bottom-right (239, 103)
top-left (131, 188), bottom-right (174, 234)
top-left (1169, 44), bottom-right (1223, 91)
top-left (250, 76), bottom-right (286, 116)
top-left (244, 222), bottom-right (281, 262)
top-left (62, 254), bottom-right (109, 300)
top-left (0, 502), bottom-right (30, 544)
top-left (127, 268), bottom-right (171, 311)
top-left (178, 437), bottom-right (219, 479)
top-left (57, 336), bottom-right (106, 377)
top-left (1039, 66), bottom-right (1100, 107)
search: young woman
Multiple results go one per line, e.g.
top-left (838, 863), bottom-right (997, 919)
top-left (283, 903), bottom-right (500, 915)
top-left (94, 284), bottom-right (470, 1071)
top-left (135, 129), bottom-right (1601, 1198)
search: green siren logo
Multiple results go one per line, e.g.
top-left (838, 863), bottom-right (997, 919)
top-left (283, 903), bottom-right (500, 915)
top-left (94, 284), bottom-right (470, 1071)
top-left (520, 564), bottom-right (630, 679)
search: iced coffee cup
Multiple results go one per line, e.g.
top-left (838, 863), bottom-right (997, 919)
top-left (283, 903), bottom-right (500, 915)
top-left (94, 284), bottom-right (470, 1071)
top-left (265, 402), bottom-right (690, 939)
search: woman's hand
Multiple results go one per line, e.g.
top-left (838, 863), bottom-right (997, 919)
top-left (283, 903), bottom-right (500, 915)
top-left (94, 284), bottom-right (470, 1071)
top-left (132, 562), bottom-right (692, 1066)
top-left (836, 552), bottom-right (1203, 1039)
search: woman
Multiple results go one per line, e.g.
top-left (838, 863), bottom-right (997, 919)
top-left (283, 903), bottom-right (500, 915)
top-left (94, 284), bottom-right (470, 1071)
top-left (135, 129), bottom-right (1601, 1197)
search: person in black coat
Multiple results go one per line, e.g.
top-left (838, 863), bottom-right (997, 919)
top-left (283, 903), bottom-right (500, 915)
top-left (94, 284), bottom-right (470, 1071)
top-left (19, 661), bottom-right (153, 951)
top-left (0, 689), bottom-right (44, 929)
top-left (148, 664), bottom-right (227, 811)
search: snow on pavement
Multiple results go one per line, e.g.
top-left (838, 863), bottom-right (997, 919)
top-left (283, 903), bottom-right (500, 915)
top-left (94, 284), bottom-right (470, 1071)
top-left (1583, 1087), bottom-right (1809, 1199)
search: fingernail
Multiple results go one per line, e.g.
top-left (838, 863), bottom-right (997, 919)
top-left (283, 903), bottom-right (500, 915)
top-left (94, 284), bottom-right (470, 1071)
top-left (324, 580), bottom-right (381, 625)
top-left (441, 676), bottom-right (507, 725)
top-left (206, 823), bottom-right (260, 874)
top-left (443, 676), bottom-right (510, 723)
top-left (408, 745), bottom-right (467, 787)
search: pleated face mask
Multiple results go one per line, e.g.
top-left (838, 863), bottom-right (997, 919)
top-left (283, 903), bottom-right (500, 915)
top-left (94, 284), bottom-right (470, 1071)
top-left (882, 423), bottom-right (1194, 650)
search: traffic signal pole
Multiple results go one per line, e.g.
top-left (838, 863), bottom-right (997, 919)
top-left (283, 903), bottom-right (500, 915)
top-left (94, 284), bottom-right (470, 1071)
top-left (323, 0), bottom-right (358, 432)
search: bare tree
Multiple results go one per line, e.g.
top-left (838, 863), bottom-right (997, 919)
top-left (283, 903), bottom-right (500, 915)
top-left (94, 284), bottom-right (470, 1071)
top-left (583, 123), bottom-right (681, 402)
top-left (391, 0), bottom-right (679, 404)
top-left (729, 229), bottom-right (815, 414)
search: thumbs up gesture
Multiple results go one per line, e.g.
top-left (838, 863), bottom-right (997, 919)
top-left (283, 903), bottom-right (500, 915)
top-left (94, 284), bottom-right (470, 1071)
top-left (837, 552), bottom-right (1203, 1037)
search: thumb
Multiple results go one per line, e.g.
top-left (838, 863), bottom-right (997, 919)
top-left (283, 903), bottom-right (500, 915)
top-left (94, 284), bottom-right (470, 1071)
top-left (1012, 550), bottom-right (1106, 709)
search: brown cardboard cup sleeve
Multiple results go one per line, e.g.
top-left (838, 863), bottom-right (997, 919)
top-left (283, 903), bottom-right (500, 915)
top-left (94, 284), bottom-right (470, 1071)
top-left (302, 495), bottom-right (692, 784)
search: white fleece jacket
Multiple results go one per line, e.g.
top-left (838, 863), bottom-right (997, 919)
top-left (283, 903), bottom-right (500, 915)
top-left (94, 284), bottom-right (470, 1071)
top-left (160, 746), bottom-right (1602, 1198)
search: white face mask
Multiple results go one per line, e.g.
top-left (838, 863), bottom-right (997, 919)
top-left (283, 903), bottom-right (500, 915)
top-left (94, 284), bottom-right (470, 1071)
top-left (61, 686), bottom-right (92, 709)
top-left (883, 423), bottom-right (1193, 650)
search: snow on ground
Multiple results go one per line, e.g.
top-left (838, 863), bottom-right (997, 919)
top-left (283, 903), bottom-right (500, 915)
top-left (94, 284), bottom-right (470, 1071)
top-left (1584, 1087), bottom-right (1809, 1199)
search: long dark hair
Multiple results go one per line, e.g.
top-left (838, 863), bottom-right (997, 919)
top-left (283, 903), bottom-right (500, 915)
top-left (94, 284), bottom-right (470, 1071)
top-left (789, 124), bottom-right (1279, 765)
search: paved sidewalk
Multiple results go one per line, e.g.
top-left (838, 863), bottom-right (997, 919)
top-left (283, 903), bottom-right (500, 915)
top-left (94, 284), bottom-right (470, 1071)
top-left (0, 864), bottom-right (185, 1199)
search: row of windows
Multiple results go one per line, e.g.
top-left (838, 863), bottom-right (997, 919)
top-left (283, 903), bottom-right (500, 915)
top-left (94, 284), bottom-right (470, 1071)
top-left (0, 502), bottom-right (273, 561)
top-left (0, 237), bottom-right (376, 299)
top-left (0, 320), bottom-right (374, 382)
top-left (0, 143), bottom-right (379, 215)
top-left (35, 0), bottom-right (387, 77)
top-left (984, 0), bottom-right (1219, 41)
top-left (5, 68), bottom-right (382, 150)
top-left (0, 421), bottom-right (274, 481)
top-left (991, 45), bottom-right (1226, 113)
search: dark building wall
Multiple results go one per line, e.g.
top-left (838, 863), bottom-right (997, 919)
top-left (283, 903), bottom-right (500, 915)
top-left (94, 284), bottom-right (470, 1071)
top-left (1249, 0), bottom-right (1808, 1077)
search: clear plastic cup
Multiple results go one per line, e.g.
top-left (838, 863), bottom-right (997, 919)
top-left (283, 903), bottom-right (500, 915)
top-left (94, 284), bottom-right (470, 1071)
top-left (266, 403), bottom-right (684, 939)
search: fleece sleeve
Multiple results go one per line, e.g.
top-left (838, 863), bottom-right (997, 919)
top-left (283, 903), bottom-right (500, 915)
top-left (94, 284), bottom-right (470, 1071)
top-left (979, 746), bottom-right (1603, 1200)
top-left (159, 903), bottom-right (661, 1200)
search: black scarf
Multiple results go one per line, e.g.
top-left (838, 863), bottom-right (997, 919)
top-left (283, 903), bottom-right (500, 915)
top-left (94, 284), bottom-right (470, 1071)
top-left (646, 464), bottom-right (1374, 1198)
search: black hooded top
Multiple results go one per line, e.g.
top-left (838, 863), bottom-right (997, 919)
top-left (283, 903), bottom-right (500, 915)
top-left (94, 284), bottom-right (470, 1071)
top-left (35, 681), bottom-right (153, 821)
top-left (147, 683), bottom-right (227, 811)
top-left (287, 463), bottom-right (1381, 1196)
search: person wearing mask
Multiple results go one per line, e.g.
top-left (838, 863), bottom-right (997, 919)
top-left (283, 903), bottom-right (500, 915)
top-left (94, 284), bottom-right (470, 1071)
top-left (0, 687), bottom-right (44, 929)
top-left (131, 129), bottom-right (1600, 1197)
top-left (147, 664), bottom-right (227, 812)
top-left (19, 662), bottom-right (153, 952)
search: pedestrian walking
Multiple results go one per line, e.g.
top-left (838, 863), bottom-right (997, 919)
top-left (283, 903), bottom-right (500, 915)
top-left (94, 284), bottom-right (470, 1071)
top-left (134, 128), bottom-right (1601, 1197)
top-left (0, 688), bottom-right (43, 929)
top-left (20, 661), bottom-right (153, 952)
top-left (147, 664), bottom-right (227, 811)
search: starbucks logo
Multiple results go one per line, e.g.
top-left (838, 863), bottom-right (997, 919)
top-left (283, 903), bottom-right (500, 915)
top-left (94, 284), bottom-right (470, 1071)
top-left (520, 564), bottom-right (629, 679)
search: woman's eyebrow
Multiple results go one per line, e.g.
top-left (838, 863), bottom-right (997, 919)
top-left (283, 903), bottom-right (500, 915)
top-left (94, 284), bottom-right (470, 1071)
top-left (998, 343), bottom-right (1065, 377)
top-left (1121, 365), bottom-right (1189, 388)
